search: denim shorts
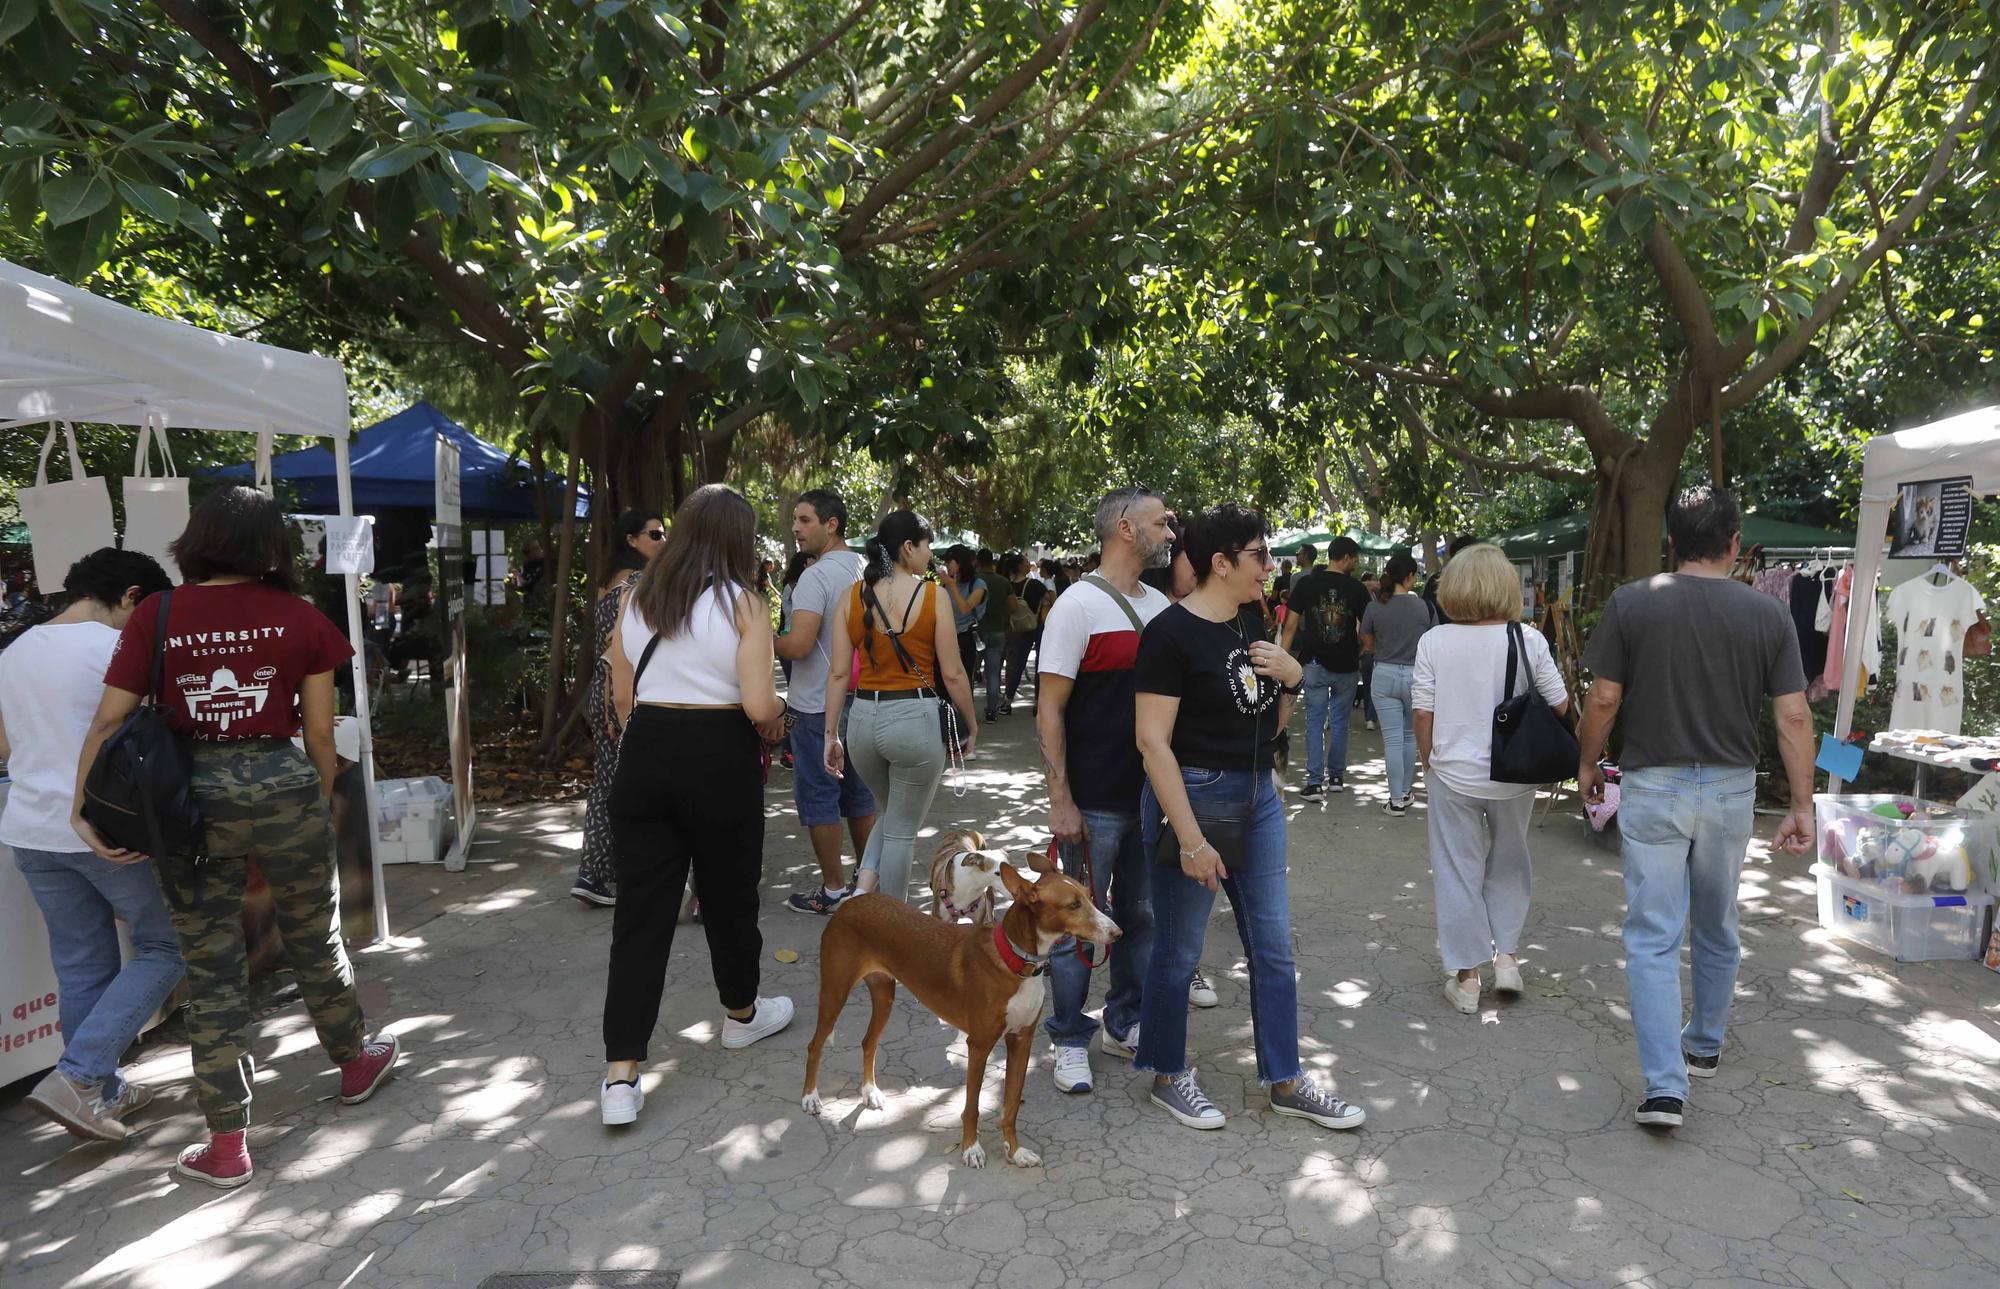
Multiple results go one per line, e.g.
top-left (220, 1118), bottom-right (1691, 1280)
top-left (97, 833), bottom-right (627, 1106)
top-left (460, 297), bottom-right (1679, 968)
top-left (790, 708), bottom-right (878, 826)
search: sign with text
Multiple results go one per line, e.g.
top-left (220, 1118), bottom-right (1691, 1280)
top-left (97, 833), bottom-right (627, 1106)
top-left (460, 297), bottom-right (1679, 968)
top-left (435, 436), bottom-right (475, 867)
top-left (323, 514), bottom-right (375, 575)
top-left (1890, 475), bottom-right (1972, 560)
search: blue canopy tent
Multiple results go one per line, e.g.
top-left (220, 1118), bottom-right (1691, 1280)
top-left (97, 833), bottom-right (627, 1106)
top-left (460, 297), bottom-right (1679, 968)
top-left (205, 401), bottom-right (586, 519)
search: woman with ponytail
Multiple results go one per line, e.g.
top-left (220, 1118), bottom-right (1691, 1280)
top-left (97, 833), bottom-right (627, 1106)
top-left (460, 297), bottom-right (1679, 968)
top-left (573, 509), bottom-right (666, 906)
top-left (823, 511), bottom-right (978, 901)
top-left (1360, 552), bottom-right (1432, 817)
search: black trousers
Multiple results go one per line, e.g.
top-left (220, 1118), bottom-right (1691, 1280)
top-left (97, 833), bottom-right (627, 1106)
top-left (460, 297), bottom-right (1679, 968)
top-left (603, 707), bottom-right (765, 1061)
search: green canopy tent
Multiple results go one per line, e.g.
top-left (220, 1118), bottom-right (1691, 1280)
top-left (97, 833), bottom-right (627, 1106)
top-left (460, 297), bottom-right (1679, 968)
top-left (1270, 527), bottom-right (1403, 558)
top-left (846, 529), bottom-right (981, 552)
top-left (1489, 513), bottom-right (1852, 561)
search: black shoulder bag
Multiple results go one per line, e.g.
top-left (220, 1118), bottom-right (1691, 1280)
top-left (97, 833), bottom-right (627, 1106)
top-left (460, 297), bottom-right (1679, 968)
top-left (81, 589), bottom-right (206, 904)
top-left (1489, 620), bottom-right (1580, 785)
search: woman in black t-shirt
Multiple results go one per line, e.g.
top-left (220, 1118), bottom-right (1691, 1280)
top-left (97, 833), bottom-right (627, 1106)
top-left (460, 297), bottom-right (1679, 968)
top-left (1131, 504), bottom-right (1367, 1135)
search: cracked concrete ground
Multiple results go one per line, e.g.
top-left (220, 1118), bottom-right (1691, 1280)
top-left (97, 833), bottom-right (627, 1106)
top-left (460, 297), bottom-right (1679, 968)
top-left (5, 695), bottom-right (1999, 1288)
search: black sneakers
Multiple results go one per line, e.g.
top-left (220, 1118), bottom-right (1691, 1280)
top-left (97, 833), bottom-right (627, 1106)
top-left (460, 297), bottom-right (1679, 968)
top-left (1299, 782), bottom-right (1324, 799)
top-left (1326, 775), bottom-right (1347, 793)
top-left (1684, 1051), bottom-right (1719, 1078)
top-left (1635, 1097), bottom-right (1685, 1128)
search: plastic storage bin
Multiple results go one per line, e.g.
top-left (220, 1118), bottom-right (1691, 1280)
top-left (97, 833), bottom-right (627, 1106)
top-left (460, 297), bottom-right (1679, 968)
top-left (1813, 793), bottom-right (1995, 896)
top-left (375, 776), bottom-right (453, 865)
top-left (1813, 863), bottom-right (1995, 962)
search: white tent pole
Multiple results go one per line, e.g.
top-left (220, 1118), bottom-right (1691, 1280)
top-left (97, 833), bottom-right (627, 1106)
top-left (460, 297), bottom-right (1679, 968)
top-left (1829, 497), bottom-right (1892, 793)
top-left (334, 431), bottom-right (391, 942)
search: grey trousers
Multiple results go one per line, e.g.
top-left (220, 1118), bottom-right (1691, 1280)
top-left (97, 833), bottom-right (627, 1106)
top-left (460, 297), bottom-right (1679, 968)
top-left (1426, 777), bottom-right (1536, 971)
top-left (847, 695), bottom-right (946, 902)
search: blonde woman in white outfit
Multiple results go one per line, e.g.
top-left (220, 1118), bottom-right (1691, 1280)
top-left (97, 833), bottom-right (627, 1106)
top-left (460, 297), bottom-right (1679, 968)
top-left (1411, 544), bottom-right (1569, 1014)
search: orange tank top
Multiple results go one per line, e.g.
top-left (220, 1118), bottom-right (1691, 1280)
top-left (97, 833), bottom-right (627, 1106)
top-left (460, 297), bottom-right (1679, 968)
top-left (847, 579), bottom-right (941, 690)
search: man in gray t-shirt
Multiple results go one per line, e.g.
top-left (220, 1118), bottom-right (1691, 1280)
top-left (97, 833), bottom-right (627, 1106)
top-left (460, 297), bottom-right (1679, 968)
top-left (1577, 485), bottom-right (1815, 1133)
top-left (775, 490), bottom-right (877, 914)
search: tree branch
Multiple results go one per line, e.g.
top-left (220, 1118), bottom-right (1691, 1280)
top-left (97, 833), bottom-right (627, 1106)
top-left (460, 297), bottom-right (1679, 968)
top-left (745, 0), bottom-right (885, 96)
top-left (151, 0), bottom-right (284, 114)
top-left (1392, 390), bottom-right (1593, 486)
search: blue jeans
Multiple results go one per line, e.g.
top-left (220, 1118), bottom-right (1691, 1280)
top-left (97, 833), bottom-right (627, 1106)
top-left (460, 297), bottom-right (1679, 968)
top-left (1372, 662), bottom-right (1417, 801)
top-left (1301, 662), bottom-right (1358, 783)
top-left (790, 708), bottom-right (878, 827)
top-left (12, 846), bottom-right (185, 1096)
top-left (1136, 768), bottom-right (1300, 1084)
top-left (1618, 765), bottom-right (1757, 1101)
top-left (981, 632), bottom-right (1007, 712)
top-left (1045, 808), bottom-right (1152, 1047)
top-left (1358, 653), bottom-right (1379, 724)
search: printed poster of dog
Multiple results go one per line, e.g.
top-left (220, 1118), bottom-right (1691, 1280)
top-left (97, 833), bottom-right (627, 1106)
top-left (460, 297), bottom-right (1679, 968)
top-left (1890, 476), bottom-right (1972, 560)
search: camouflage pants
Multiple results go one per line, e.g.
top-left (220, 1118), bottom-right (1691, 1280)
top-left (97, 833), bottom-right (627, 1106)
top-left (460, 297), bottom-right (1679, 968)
top-left (161, 741), bottom-right (366, 1132)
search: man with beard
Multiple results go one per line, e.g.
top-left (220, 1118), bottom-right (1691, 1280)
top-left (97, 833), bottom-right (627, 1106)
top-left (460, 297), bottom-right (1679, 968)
top-left (1037, 487), bottom-right (1203, 1095)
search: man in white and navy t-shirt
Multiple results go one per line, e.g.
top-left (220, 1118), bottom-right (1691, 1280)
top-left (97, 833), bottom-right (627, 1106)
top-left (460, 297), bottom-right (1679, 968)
top-left (1036, 487), bottom-right (1175, 1094)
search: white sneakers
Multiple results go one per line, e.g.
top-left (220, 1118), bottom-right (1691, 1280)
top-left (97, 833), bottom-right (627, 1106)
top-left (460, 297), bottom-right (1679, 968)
top-left (1100, 1023), bottom-right (1140, 1060)
top-left (1188, 968), bottom-right (1219, 1008)
top-left (721, 995), bottom-right (796, 1049)
top-left (1493, 957), bottom-right (1524, 995)
top-left (1444, 975), bottom-right (1481, 1014)
top-left (1052, 1045), bottom-right (1094, 1093)
top-left (600, 1079), bottom-right (645, 1125)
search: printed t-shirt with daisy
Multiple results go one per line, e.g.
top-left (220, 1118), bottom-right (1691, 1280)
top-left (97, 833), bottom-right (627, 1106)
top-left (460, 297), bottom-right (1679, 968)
top-left (1133, 602), bottom-right (1285, 772)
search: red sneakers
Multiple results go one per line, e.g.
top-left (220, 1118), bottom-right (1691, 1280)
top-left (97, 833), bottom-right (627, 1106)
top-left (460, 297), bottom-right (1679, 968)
top-left (338, 1033), bottom-right (402, 1104)
top-left (176, 1131), bottom-right (253, 1188)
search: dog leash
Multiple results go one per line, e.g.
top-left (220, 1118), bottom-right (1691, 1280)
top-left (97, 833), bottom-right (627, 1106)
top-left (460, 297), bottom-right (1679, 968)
top-left (1051, 838), bottom-right (1111, 973)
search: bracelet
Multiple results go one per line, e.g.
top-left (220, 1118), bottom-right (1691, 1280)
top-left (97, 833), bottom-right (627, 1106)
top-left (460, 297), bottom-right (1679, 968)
top-left (1179, 840), bottom-right (1212, 863)
top-left (1280, 679), bottom-right (1304, 695)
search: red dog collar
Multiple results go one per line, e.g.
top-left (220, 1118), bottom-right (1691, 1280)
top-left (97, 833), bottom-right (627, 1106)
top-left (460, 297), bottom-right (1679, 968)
top-left (993, 924), bottom-right (1047, 977)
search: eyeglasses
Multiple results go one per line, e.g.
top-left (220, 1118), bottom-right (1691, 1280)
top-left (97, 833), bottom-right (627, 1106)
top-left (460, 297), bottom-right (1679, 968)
top-left (644, 529), bottom-right (666, 541)
top-left (1237, 545), bottom-right (1274, 565)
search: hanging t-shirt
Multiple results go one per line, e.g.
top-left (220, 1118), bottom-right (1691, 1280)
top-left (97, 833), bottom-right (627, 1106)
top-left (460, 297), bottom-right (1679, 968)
top-left (1134, 603), bottom-right (1285, 772)
top-left (105, 583), bottom-right (354, 741)
top-left (1038, 577), bottom-right (1170, 810)
top-left (1886, 573), bottom-right (1985, 734)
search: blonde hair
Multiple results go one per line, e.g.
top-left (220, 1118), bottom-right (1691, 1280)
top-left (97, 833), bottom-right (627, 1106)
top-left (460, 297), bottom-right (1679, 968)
top-left (1437, 543), bottom-right (1522, 622)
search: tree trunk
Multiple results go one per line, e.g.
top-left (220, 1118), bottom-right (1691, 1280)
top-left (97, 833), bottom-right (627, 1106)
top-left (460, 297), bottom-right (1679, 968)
top-left (536, 407), bottom-right (589, 749)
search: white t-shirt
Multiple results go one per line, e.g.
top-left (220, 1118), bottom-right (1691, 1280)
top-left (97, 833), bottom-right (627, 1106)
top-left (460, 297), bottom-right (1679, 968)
top-left (1886, 573), bottom-right (1985, 735)
top-left (783, 549), bottom-right (863, 715)
top-left (1412, 623), bottom-right (1569, 799)
top-left (0, 621), bottom-right (119, 852)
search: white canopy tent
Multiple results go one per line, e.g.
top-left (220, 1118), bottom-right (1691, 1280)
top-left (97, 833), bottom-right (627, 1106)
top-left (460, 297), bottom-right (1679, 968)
top-left (0, 257), bottom-right (390, 938)
top-left (1831, 404), bottom-right (2000, 792)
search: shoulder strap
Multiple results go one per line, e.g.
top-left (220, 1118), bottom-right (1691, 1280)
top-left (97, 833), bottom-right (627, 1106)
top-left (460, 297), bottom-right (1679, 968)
top-left (633, 634), bottom-right (663, 689)
top-left (882, 588), bottom-right (938, 690)
top-left (149, 589), bottom-right (172, 708)
top-left (1081, 574), bottom-right (1145, 634)
top-left (1502, 621), bottom-right (1524, 702)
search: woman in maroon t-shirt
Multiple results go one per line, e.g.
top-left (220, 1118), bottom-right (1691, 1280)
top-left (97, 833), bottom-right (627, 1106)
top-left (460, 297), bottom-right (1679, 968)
top-left (73, 486), bottom-right (401, 1189)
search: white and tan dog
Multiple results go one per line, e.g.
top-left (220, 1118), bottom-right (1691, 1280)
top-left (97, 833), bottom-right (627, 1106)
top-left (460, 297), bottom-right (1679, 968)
top-left (928, 829), bottom-right (1012, 924)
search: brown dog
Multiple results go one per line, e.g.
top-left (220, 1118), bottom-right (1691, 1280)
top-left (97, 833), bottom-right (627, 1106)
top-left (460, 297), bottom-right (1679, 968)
top-left (927, 828), bottom-right (1010, 923)
top-left (800, 851), bottom-right (1119, 1167)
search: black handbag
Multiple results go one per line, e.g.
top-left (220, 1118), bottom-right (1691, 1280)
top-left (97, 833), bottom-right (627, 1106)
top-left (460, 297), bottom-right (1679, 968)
top-left (81, 589), bottom-right (206, 903)
top-left (1489, 621), bottom-right (1580, 785)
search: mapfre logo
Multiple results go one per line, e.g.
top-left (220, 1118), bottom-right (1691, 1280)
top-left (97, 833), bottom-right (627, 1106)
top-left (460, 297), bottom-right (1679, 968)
top-left (176, 665), bottom-right (278, 732)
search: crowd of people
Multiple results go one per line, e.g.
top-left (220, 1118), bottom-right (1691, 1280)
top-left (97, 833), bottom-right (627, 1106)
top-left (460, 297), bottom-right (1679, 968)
top-left (3, 477), bottom-right (1817, 1187)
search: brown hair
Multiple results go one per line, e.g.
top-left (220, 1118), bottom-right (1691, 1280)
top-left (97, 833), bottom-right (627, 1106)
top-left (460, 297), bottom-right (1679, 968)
top-left (630, 484), bottom-right (758, 637)
top-left (170, 486), bottom-right (299, 592)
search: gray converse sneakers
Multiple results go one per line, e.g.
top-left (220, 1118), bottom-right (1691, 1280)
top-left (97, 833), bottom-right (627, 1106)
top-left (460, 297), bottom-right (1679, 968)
top-left (1269, 1074), bottom-right (1366, 1129)
top-left (1150, 1069), bottom-right (1225, 1130)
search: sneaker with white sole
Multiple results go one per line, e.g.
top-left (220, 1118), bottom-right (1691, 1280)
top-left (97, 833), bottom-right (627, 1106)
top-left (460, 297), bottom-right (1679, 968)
top-left (1492, 958), bottom-right (1524, 995)
top-left (601, 1078), bottom-right (644, 1126)
top-left (1099, 1023), bottom-right (1140, 1060)
top-left (1150, 1069), bottom-right (1225, 1130)
top-left (1444, 975), bottom-right (1481, 1014)
top-left (1684, 1051), bottom-right (1720, 1078)
top-left (106, 1079), bottom-right (154, 1123)
top-left (23, 1069), bottom-right (127, 1143)
top-left (1051, 1045), bottom-right (1093, 1093)
top-left (1383, 798), bottom-right (1407, 818)
top-left (1636, 1096), bottom-right (1684, 1128)
top-left (1188, 968), bottom-right (1219, 1008)
top-left (1269, 1074), bottom-right (1366, 1130)
top-left (720, 995), bottom-right (795, 1049)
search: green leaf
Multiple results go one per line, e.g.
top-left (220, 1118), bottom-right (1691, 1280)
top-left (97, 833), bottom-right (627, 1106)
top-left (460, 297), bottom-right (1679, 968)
top-left (177, 197), bottom-right (220, 245)
top-left (115, 177), bottom-right (179, 223)
top-left (655, 8), bottom-right (692, 45)
top-left (2, 160), bottom-right (41, 233)
top-left (0, 0), bottom-right (36, 45)
top-left (43, 193), bottom-right (121, 276)
top-left (446, 149), bottom-right (491, 192)
top-left (270, 88), bottom-right (334, 149)
top-left (1618, 195), bottom-right (1655, 237)
top-left (0, 96), bottom-right (57, 131)
top-left (307, 95), bottom-right (357, 152)
top-left (681, 125), bottom-right (708, 163)
top-left (700, 181), bottom-right (733, 212)
top-left (42, 166), bottom-right (111, 226)
top-left (1401, 330), bottom-right (1424, 362)
top-left (435, 111), bottom-right (534, 136)
top-left (794, 366), bottom-right (823, 411)
top-left (351, 143), bottom-right (428, 181)
top-left (609, 143), bottom-right (644, 182)
top-left (637, 316), bottom-right (663, 351)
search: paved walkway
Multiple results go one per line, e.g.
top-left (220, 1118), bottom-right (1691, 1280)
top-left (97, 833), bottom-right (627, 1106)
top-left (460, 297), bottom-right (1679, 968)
top-left (6, 699), bottom-right (2000, 1288)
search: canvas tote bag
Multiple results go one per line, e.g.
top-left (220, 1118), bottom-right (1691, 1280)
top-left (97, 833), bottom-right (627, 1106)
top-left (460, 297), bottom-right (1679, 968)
top-left (18, 421), bottom-right (116, 593)
top-left (122, 411), bottom-right (190, 581)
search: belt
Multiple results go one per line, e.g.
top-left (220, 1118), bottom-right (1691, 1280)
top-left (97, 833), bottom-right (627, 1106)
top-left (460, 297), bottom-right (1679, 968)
top-left (854, 688), bottom-right (928, 701)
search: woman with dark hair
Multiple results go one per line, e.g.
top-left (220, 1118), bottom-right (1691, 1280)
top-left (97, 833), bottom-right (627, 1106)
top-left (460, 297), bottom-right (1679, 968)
top-left (73, 486), bottom-right (401, 1188)
top-left (823, 511), bottom-right (978, 901)
top-left (4, 548), bottom-right (182, 1145)
top-left (598, 484), bottom-right (788, 1127)
top-left (1133, 503), bottom-right (1366, 1135)
top-left (1360, 552), bottom-right (1433, 817)
top-left (571, 509), bottom-right (667, 907)
top-left (939, 545), bottom-right (988, 695)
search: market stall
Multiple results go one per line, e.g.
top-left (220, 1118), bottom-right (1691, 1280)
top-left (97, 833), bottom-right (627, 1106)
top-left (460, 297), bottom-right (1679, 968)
top-left (1818, 405), bottom-right (2000, 966)
top-left (0, 259), bottom-right (391, 1083)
